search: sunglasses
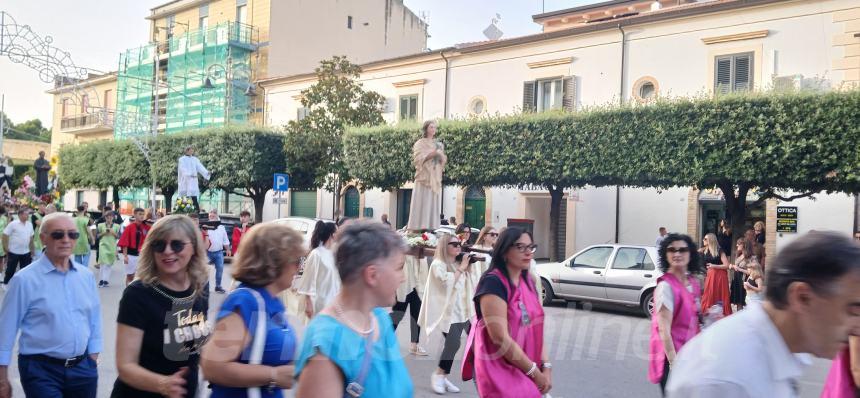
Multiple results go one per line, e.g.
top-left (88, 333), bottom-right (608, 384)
top-left (487, 232), bottom-right (499, 237)
top-left (666, 247), bottom-right (690, 254)
top-left (447, 242), bottom-right (462, 248)
top-left (514, 243), bottom-right (538, 254)
top-left (49, 230), bottom-right (81, 240)
top-left (151, 240), bottom-right (191, 253)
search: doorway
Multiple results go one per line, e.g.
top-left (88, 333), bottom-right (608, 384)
top-left (343, 186), bottom-right (360, 219)
top-left (464, 186), bottom-right (486, 229)
top-left (396, 189), bottom-right (412, 229)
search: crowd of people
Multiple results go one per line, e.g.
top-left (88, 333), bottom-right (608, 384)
top-left (0, 194), bottom-right (856, 397)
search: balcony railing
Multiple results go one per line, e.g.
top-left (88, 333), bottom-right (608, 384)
top-left (60, 112), bottom-right (114, 131)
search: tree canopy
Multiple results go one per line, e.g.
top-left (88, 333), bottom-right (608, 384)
top-left (0, 112), bottom-right (51, 142)
top-left (345, 90), bottom-right (860, 259)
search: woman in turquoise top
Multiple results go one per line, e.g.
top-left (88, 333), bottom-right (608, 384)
top-left (295, 221), bottom-right (413, 398)
top-left (201, 223), bottom-right (305, 397)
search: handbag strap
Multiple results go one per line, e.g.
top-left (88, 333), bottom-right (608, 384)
top-left (237, 288), bottom-right (267, 398)
top-left (344, 320), bottom-right (375, 397)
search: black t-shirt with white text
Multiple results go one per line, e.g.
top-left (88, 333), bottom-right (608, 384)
top-left (111, 281), bottom-right (210, 397)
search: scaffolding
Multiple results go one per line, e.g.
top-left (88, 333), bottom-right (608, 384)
top-left (115, 21), bottom-right (258, 139)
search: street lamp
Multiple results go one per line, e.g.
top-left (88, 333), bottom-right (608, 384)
top-left (201, 61), bottom-right (257, 125)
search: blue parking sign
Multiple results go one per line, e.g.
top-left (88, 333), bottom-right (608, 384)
top-left (274, 173), bottom-right (289, 192)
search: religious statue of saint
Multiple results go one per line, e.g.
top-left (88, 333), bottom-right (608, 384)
top-left (33, 151), bottom-right (51, 196)
top-left (177, 145), bottom-right (210, 211)
top-left (407, 120), bottom-right (446, 231)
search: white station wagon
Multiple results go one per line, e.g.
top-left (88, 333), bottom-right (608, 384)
top-left (536, 244), bottom-right (663, 316)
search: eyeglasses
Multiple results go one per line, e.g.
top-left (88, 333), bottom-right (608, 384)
top-left (513, 243), bottom-right (538, 254)
top-left (666, 247), bottom-right (690, 254)
top-left (151, 240), bottom-right (191, 253)
top-left (447, 242), bottom-right (462, 248)
top-left (49, 230), bottom-right (80, 240)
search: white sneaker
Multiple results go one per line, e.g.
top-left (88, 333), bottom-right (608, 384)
top-left (444, 378), bottom-right (460, 393)
top-left (431, 373), bottom-right (446, 394)
top-left (410, 345), bottom-right (429, 356)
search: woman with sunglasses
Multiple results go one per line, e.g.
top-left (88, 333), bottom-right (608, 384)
top-left (473, 226), bottom-right (499, 274)
top-left (417, 232), bottom-right (480, 394)
top-left (648, 233), bottom-right (704, 396)
top-left (202, 222), bottom-right (304, 397)
top-left (113, 215), bottom-right (211, 398)
top-left (471, 227), bottom-right (548, 397)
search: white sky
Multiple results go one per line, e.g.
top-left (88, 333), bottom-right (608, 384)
top-left (0, 0), bottom-right (594, 126)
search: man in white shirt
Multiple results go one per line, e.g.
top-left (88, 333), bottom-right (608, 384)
top-left (177, 145), bottom-right (210, 211)
top-left (655, 227), bottom-right (668, 247)
top-left (667, 231), bottom-right (860, 397)
top-left (204, 209), bottom-right (230, 293)
top-left (2, 208), bottom-right (35, 285)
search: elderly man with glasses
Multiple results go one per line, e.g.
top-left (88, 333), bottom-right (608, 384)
top-left (0, 212), bottom-right (102, 398)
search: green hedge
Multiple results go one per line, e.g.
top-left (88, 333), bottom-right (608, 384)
top-left (344, 91), bottom-right (860, 194)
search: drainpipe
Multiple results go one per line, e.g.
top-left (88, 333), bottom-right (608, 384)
top-left (615, 24), bottom-right (627, 244)
top-left (440, 50), bottom-right (451, 220)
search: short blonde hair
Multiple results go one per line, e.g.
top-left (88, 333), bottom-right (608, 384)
top-left (232, 223), bottom-right (306, 286)
top-left (136, 215), bottom-right (209, 296)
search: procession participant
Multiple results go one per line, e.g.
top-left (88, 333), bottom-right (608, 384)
top-left (2, 208), bottom-right (34, 285)
top-left (205, 209), bottom-right (230, 294)
top-left (667, 231), bottom-right (860, 397)
top-left (471, 227), bottom-right (549, 397)
top-left (119, 208), bottom-right (151, 286)
top-left (96, 212), bottom-right (121, 287)
top-left (296, 220), bottom-right (339, 319)
top-left (73, 205), bottom-right (94, 267)
top-left (649, 233), bottom-right (703, 396)
top-left (0, 212), bottom-right (102, 398)
top-left (473, 225), bottom-right (499, 274)
top-left (418, 232), bottom-right (479, 394)
top-left (177, 146), bottom-right (210, 212)
top-left (113, 215), bottom-right (210, 398)
top-left (392, 232), bottom-right (429, 357)
top-left (406, 121), bottom-right (446, 231)
top-left (295, 221), bottom-right (413, 398)
top-left (202, 222), bottom-right (303, 397)
top-left (230, 210), bottom-right (252, 256)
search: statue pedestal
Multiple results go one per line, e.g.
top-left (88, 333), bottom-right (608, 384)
top-left (406, 246), bottom-right (435, 259)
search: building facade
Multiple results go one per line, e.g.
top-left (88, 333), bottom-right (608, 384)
top-left (49, 0), bottom-right (428, 215)
top-left (261, 0), bottom-right (860, 259)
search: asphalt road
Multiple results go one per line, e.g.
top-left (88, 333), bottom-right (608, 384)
top-left (0, 261), bottom-right (831, 397)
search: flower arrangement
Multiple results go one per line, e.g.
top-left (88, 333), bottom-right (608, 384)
top-left (402, 230), bottom-right (438, 248)
top-left (10, 175), bottom-right (58, 210)
top-left (172, 196), bottom-right (196, 214)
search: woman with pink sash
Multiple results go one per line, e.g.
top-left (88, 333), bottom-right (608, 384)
top-left (648, 233), bottom-right (704, 396)
top-left (821, 336), bottom-right (859, 397)
top-left (468, 227), bottom-right (549, 397)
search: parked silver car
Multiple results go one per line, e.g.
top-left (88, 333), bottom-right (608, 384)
top-left (535, 244), bottom-right (662, 316)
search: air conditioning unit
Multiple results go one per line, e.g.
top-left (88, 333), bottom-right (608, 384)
top-left (772, 74), bottom-right (802, 92)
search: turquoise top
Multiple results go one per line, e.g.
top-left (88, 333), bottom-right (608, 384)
top-left (296, 307), bottom-right (413, 398)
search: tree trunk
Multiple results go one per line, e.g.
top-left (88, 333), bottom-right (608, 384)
top-left (249, 187), bottom-right (266, 223)
top-left (719, 183), bottom-right (749, 260)
top-left (112, 189), bottom-right (121, 208)
top-left (162, 188), bottom-right (175, 214)
top-left (548, 186), bottom-right (564, 262)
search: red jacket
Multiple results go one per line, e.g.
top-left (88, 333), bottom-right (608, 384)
top-left (118, 222), bottom-right (151, 256)
top-left (231, 224), bottom-right (251, 256)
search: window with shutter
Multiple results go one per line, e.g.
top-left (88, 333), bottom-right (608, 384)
top-left (399, 94), bottom-right (418, 121)
top-left (715, 57), bottom-right (732, 95)
top-left (522, 81), bottom-right (536, 112)
top-left (714, 52), bottom-right (754, 95)
top-left (734, 55), bottom-right (752, 92)
top-left (562, 76), bottom-right (576, 111)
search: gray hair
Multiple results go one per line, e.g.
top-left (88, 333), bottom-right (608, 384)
top-left (334, 220), bottom-right (407, 283)
top-left (766, 231), bottom-right (860, 308)
top-left (40, 212), bottom-right (73, 231)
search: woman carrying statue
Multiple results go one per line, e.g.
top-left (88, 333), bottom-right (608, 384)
top-left (407, 120), bottom-right (447, 232)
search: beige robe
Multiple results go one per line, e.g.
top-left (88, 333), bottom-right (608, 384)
top-left (396, 255), bottom-right (429, 302)
top-left (417, 258), bottom-right (479, 335)
top-left (407, 138), bottom-right (446, 230)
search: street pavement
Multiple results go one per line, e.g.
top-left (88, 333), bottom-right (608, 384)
top-left (1, 260), bottom-right (832, 397)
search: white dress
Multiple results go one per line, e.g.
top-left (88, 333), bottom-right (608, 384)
top-left (417, 258), bottom-right (478, 335)
top-left (177, 155), bottom-right (210, 197)
top-left (295, 245), bottom-right (340, 315)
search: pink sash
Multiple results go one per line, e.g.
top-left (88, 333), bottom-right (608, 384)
top-left (464, 269), bottom-right (545, 397)
top-left (648, 273), bottom-right (701, 384)
top-left (821, 347), bottom-right (859, 397)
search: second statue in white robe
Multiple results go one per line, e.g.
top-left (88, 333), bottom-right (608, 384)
top-left (177, 155), bottom-right (210, 197)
